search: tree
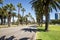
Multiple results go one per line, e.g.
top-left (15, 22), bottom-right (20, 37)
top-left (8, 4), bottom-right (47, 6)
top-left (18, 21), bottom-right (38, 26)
top-left (0, 0), bottom-right (3, 5)
top-left (30, 0), bottom-right (60, 31)
top-left (25, 15), bottom-right (29, 25)
top-left (28, 12), bottom-right (35, 24)
top-left (2, 5), bottom-right (8, 25)
top-left (17, 3), bottom-right (22, 25)
top-left (21, 8), bottom-right (26, 24)
top-left (30, 0), bottom-right (43, 26)
top-left (0, 0), bottom-right (4, 25)
top-left (6, 3), bottom-right (15, 27)
top-left (0, 7), bottom-right (3, 25)
top-left (12, 12), bottom-right (16, 24)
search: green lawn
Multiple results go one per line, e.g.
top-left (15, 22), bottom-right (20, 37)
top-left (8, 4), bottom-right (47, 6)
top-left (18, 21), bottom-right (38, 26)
top-left (36, 25), bottom-right (60, 40)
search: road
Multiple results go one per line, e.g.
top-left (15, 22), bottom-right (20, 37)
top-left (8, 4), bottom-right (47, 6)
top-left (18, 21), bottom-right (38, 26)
top-left (0, 25), bottom-right (37, 40)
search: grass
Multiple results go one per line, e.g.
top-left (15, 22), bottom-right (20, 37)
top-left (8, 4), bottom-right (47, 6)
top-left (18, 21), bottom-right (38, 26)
top-left (36, 25), bottom-right (60, 40)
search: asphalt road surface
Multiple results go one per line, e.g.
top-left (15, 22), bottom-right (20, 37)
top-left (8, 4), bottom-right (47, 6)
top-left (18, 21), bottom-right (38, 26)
top-left (0, 25), bottom-right (37, 40)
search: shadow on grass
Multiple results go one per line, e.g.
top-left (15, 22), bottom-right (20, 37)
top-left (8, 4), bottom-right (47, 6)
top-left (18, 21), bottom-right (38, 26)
top-left (37, 29), bottom-right (45, 32)
top-left (0, 35), bottom-right (15, 40)
top-left (36, 39), bottom-right (42, 40)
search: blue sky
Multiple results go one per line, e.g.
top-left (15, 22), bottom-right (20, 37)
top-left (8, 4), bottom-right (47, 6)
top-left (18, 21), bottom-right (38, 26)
top-left (0, 0), bottom-right (60, 21)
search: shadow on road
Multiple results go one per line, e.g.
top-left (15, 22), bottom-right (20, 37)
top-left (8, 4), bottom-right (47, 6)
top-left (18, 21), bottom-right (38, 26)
top-left (5, 36), bottom-right (15, 40)
top-left (0, 35), bottom-right (6, 40)
top-left (21, 26), bottom-right (45, 33)
top-left (0, 35), bottom-right (15, 40)
top-left (19, 37), bottom-right (29, 40)
top-left (0, 25), bottom-right (44, 40)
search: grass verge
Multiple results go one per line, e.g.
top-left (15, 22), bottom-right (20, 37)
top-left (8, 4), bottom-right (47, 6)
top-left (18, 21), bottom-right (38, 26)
top-left (36, 25), bottom-right (60, 40)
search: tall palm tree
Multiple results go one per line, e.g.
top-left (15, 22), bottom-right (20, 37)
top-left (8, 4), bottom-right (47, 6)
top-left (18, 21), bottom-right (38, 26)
top-left (2, 5), bottom-right (8, 25)
top-left (28, 13), bottom-right (35, 24)
top-left (0, 7), bottom-right (3, 25)
top-left (17, 3), bottom-right (22, 25)
top-left (0, 0), bottom-right (3, 5)
top-left (31, 0), bottom-right (60, 31)
top-left (44, 0), bottom-right (60, 31)
top-left (30, 0), bottom-right (43, 26)
top-left (0, 0), bottom-right (4, 25)
top-left (6, 3), bottom-right (15, 27)
top-left (12, 12), bottom-right (16, 24)
top-left (21, 8), bottom-right (26, 24)
top-left (25, 15), bottom-right (29, 25)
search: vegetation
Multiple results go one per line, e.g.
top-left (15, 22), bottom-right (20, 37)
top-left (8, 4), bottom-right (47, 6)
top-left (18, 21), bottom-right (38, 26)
top-left (17, 3), bottom-right (22, 25)
top-left (50, 20), bottom-right (60, 24)
top-left (21, 8), bottom-right (26, 24)
top-left (0, 0), bottom-right (35, 27)
top-left (36, 25), bottom-right (60, 40)
top-left (30, 0), bottom-right (60, 31)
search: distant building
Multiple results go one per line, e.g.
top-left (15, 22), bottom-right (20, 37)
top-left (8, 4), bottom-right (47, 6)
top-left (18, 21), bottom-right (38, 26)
top-left (58, 13), bottom-right (60, 19)
top-left (55, 13), bottom-right (60, 20)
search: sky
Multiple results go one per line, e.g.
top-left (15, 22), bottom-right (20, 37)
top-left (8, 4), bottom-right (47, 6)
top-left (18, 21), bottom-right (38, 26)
top-left (0, 0), bottom-right (60, 21)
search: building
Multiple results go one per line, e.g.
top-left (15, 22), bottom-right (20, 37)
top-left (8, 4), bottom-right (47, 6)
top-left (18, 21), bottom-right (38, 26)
top-left (55, 13), bottom-right (60, 20)
top-left (58, 13), bottom-right (60, 19)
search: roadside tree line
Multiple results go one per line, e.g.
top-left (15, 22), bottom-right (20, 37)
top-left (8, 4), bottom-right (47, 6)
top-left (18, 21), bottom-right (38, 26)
top-left (0, 0), bottom-right (35, 27)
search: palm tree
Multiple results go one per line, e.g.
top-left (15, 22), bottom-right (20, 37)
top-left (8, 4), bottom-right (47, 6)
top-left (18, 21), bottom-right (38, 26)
top-left (28, 13), bottom-right (35, 24)
top-left (0, 0), bottom-right (4, 25)
top-left (21, 8), bottom-right (26, 24)
top-left (17, 3), bottom-right (22, 25)
top-left (6, 3), bottom-right (15, 27)
top-left (30, 0), bottom-right (43, 26)
top-left (0, 0), bottom-right (3, 5)
top-left (30, 0), bottom-right (60, 31)
top-left (0, 8), bottom-right (3, 25)
top-left (2, 6), bottom-right (8, 25)
top-left (25, 15), bottom-right (29, 25)
top-left (44, 0), bottom-right (60, 31)
top-left (12, 12), bottom-right (16, 24)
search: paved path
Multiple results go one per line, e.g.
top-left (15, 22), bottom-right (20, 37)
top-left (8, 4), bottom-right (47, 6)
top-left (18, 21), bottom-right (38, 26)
top-left (0, 25), bottom-right (37, 40)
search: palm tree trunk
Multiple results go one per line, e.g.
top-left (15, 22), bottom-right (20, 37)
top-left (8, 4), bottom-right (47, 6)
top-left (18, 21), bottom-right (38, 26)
top-left (4, 17), bottom-right (6, 25)
top-left (8, 12), bottom-right (11, 27)
top-left (26, 18), bottom-right (27, 25)
top-left (1, 16), bottom-right (4, 25)
top-left (13, 16), bottom-right (14, 24)
top-left (45, 6), bottom-right (49, 31)
top-left (22, 13), bottom-right (23, 25)
top-left (18, 8), bottom-right (20, 25)
top-left (8, 18), bottom-right (10, 27)
top-left (20, 17), bottom-right (22, 24)
top-left (1, 17), bottom-right (3, 25)
top-left (38, 19), bottom-right (40, 26)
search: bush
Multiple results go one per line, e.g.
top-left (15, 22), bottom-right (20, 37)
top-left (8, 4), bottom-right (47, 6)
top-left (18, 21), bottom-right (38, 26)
top-left (50, 20), bottom-right (60, 24)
